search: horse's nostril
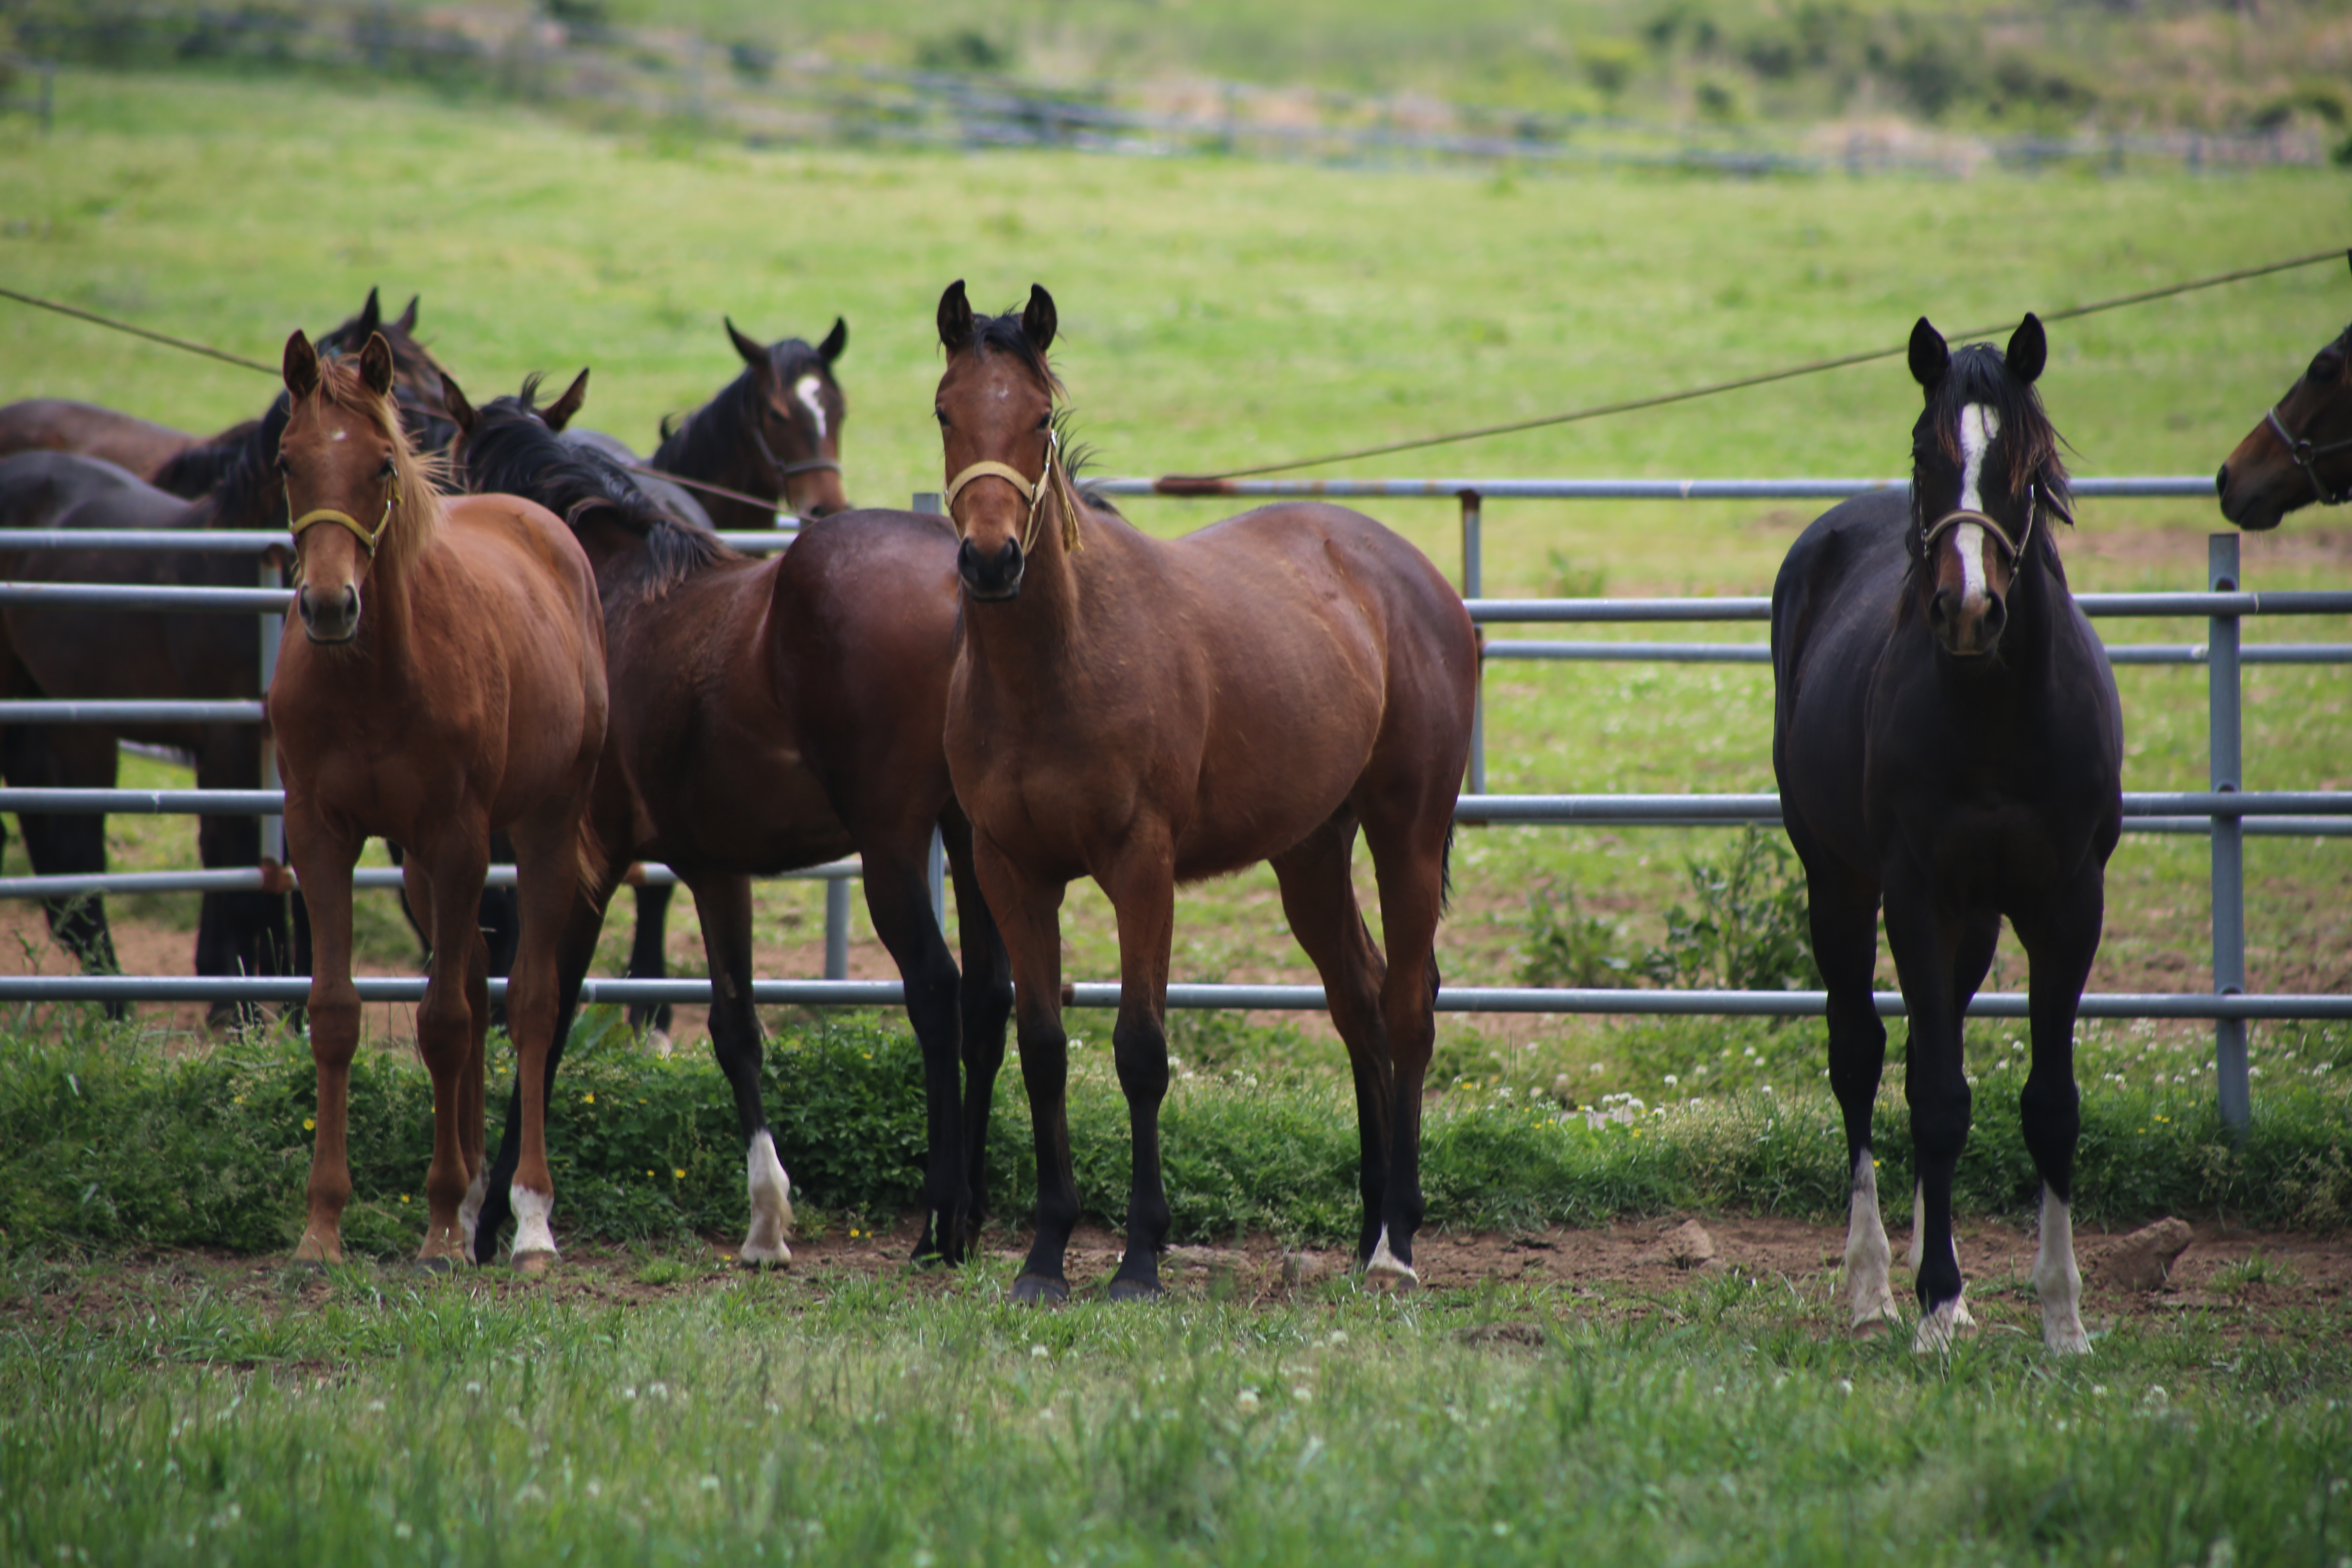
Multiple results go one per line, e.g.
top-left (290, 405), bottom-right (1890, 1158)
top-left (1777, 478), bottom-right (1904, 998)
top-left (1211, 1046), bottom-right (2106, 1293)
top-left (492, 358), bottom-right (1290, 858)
top-left (2214, 464), bottom-right (2230, 499)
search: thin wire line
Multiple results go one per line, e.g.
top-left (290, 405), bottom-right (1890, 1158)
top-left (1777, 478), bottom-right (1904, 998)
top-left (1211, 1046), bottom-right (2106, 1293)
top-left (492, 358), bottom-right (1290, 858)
top-left (1174, 246), bottom-right (2351, 481)
top-left (0, 285), bottom-right (281, 375)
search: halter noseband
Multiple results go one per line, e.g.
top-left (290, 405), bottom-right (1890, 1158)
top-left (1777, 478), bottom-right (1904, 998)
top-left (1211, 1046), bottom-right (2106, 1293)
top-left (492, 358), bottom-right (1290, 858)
top-left (750, 401), bottom-right (843, 487)
top-left (1920, 484), bottom-right (2038, 567)
top-left (942, 428), bottom-right (1087, 557)
top-left (288, 474), bottom-right (398, 557)
top-left (2262, 403), bottom-right (2352, 507)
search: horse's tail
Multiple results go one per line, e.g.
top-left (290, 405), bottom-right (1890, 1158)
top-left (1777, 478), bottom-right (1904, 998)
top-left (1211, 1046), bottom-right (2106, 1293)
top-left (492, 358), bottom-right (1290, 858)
top-left (574, 810), bottom-right (607, 903)
top-left (1439, 821), bottom-right (1456, 915)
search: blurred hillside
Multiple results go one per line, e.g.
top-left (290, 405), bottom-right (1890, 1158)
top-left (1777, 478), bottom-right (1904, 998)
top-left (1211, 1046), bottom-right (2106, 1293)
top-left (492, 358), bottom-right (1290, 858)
top-left (4, 0), bottom-right (2349, 168)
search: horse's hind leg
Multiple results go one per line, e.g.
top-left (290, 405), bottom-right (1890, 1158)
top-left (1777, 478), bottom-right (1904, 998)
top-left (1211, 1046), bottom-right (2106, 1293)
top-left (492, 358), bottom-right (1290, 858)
top-left (499, 805), bottom-right (604, 1273)
top-left (857, 830), bottom-right (973, 1265)
top-left (1095, 840), bottom-right (1178, 1302)
top-left (1359, 807), bottom-right (1451, 1290)
top-left (944, 809), bottom-right (1012, 1256)
top-left (624, 882), bottom-right (676, 1047)
top-left (1795, 847), bottom-right (1898, 1334)
top-left (1270, 813), bottom-right (1392, 1271)
top-left (6, 726), bottom-right (125, 1017)
top-left (409, 830), bottom-right (493, 1268)
top-left (2011, 868), bottom-right (2103, 1354)
top-left (682, 871), bottom-right (793, 1267)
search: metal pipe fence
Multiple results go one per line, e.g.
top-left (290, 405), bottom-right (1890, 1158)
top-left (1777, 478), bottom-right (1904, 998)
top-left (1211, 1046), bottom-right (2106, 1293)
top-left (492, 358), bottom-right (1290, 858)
top-left (1, 477), bottom-right (2343, 1130)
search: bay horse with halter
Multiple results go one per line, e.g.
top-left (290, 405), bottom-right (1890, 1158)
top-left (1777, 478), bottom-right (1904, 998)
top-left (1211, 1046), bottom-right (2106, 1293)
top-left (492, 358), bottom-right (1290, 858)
top-left (268, 332), bottom-right (606, 1269)
top-left (448, 371), bottom-right (1013, 1269)
top-left (1773, 314), bottom-right (2120, 1354)
top-left (2216, 271), bottom-right (2352, 532)
top-left (934, 283), bottom-right (1476, 1302)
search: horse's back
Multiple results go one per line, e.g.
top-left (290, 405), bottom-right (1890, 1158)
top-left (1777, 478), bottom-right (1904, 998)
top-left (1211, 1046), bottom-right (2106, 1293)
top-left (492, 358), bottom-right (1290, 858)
top-left (0, 400), bottom-right (192, 477)
top-left (0, 449), bottom-right (151, 527)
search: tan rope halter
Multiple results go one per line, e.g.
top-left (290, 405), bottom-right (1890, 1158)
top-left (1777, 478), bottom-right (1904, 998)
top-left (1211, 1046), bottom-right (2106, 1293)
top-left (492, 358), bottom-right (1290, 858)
top-left (942, 428), bottom-right (1086, 556)
top-left (288, 473), bottom-right (398, 557)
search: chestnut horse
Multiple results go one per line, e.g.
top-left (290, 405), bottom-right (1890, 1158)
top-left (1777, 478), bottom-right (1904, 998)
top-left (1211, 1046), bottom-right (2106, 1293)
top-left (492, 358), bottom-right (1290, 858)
top-left (269, 332), bottom-right (606, 1268)
top-left (451, 372), bottom-right (1013, 1268)
top-left (1773, 315), bottom-right (2120, 1354)
top-left (2216, 302), bottom-right (2352, 531)
top-left (934, 283), bottom-right (1476, 1302)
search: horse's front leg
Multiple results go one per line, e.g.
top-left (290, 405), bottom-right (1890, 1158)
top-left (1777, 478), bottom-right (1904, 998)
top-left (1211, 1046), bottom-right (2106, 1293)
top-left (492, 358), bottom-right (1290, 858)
top-left (284, 804), bottom-right (362, 1265)
top-left (975, 843), bottom-right (1071, 1305)
top-left (1098, 842), bottom-right (1177, 1301)
top-left (944, 809), bottom-right (1013, 1259)
top-left (2012, 866), bottom-right (2104, 1354)
top-left (855, 835), bottom-right (970, 1266)
top-left (412, 828), bottom-right (492, 1269)
top-left (1883, 867), bottom-right (1976, 1352)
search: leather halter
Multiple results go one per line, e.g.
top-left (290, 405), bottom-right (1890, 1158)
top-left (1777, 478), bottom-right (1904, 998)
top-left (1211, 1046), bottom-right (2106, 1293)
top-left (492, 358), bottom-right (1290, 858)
top-left (1919, 485), bottom-right (2037, 566)
top-left (288, 475), bottom-right (397, 557)
top-left (750, 404), bottom-right (842, 485)
top-left (943, 428), bottom-right (1086, 556)
top-left (2262, 402), bottom-right (2352, 507)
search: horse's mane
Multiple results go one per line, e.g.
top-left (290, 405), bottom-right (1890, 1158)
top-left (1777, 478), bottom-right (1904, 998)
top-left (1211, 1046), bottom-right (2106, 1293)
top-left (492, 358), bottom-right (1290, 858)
top-left (465, 375), bottom-right (734, 598)
top-left (307, 356), bottom-right (444, 583)
top-left (151, 416), bottom-right (260, 500)
top-left (964, 307), bottom-right (1123, 517)
top-left (1913, 343), bottom-right (2073, 532)
top-left (652, 338), bottom-right (838, 479)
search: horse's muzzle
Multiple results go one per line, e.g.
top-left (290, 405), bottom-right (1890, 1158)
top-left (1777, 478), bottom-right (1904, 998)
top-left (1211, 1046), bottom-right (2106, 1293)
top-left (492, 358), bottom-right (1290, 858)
top-left (957, 536), bottom-right (1023, 600)
top-left (298, 582), bottom-right (361, 644)
top-left (1929, 585), bottom-right (2005, 658)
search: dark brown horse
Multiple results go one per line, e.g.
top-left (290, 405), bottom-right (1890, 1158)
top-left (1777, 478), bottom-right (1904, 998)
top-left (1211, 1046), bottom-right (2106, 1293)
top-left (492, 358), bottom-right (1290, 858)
top-left (649, 317), bottom-right (851, 528)
top-left (269, 332), bottom-right (606, 1269)
top-left (2216, 305), bottom-right (2352, 531)
top-left (933, 283), bottom-right (1476, 1302)
top-left (451, 372), bottom-right (1013, 1269)
top-left (1773, 315), bottom-right (2119, 1354)
top-left (0, 289), bottom-right (448, 480)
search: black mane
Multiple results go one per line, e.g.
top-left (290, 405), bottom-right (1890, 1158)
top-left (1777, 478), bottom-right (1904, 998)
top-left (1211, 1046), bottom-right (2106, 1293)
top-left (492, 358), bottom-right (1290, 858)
top-left (1912, 343), bottom-right (2073, 531)
top-left (652, 339), bottom-right (837, 478)
top-left (464, 376), bottom-right (734, 597)
top-left (156, 394), bottom-right (290, 529)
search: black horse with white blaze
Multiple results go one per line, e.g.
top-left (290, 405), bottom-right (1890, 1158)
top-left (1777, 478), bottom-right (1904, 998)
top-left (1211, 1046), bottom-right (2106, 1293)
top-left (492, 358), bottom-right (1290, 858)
top-left (1771, 314), bottom-right (2120, 1354)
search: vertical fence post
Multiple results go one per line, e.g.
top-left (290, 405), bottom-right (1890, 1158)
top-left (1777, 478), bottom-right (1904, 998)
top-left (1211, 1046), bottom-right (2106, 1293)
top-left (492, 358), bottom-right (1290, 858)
top-left (928, 829), bottom-right (946, 930)
top-left (2209, 533), bottom-right (2249, 1132)
top-left (258, 555), bottom-right (283, 864)
top-left (1460, 489), bottom-right (1485, 796)
top-left (824, 875), bottom-right (851, 981)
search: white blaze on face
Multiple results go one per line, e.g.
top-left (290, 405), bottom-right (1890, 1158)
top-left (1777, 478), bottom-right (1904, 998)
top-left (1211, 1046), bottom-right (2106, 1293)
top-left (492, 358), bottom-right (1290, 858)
top-left (1846, 1152), bottom-right (1897, 1330)
top-left (2032, 1185), bottom-right (2090, 1354)
top-left (740, 1129), bottom-right (794, 1265)
top-left (1953, 404), bottom-right (2002, 607)
top-left (793, 374), bottom-right (829, 443)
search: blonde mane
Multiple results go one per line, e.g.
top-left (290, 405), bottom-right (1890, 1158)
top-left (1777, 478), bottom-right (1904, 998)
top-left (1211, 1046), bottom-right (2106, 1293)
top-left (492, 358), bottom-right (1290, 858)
top-left (307, 354), bottom-right (447, 584)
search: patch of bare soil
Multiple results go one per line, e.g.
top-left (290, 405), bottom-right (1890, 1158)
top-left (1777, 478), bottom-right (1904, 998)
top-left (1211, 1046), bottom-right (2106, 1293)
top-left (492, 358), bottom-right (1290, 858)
top-left (13, 1217), bottom-right (2343, 1343)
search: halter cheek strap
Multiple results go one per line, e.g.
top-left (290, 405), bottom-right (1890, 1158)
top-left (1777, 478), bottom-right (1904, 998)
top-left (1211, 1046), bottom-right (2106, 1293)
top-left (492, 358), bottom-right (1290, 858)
top-left (288, 477), bottom-right (397, 556)
top-left (2263, 404), bottom-right (2352, 507)
top-left (942, 428), bottom-right (1087, 556)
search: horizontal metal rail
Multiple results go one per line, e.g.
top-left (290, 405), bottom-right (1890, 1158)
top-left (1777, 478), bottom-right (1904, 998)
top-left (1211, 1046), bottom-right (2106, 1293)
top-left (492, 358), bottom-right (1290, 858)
top-left (1481, 640), bottom-right (2352, 666)
top-left (0, 974), bottom-right (2344, 1019)
top-left (0, 529), bottom-right (803, 554)
top-left (0, 859), bottom-right (861, 900)
top-left (1095, 476), bottom-right (2220, 501)
top-left (1466, 591), bottom-right (2352, 624)
top-left (0, 699), bottom-right (267, 723)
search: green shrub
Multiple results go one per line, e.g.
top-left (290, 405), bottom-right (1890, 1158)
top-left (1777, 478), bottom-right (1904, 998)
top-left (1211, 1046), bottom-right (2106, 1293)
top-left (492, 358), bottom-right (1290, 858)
top-left (1639, 826), bottom-right (1821, 994)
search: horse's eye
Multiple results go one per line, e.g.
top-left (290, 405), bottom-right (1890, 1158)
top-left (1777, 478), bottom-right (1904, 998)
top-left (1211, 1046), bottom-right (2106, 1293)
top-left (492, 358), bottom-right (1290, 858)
top-left (2314, 349), bottom-right (2345, 384)
top-left (933, 408), bottom-right (949, 428)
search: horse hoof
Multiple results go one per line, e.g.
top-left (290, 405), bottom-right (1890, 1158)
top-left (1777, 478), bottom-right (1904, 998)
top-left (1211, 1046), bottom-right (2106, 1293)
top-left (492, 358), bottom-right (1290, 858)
top-left (644, 1029), bottom-right (674, 1059)
top-left (414, 1255), bottom-right (457, 1276)
top-left (1011, 1274), bottom-right (1067, 1306)
top-left (512, 1249), bottom-right (556, 1278)
top-left (736, 1243), bottom-right (792, 1270)
top-left (1106, 1277), bottom-right (1164, 1303)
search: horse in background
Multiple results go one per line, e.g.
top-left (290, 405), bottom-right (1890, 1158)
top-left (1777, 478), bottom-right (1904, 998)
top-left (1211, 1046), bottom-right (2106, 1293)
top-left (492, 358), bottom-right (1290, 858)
top-left (933, 282), bottom-right (1476, 1302)
top-left (0, 287), bottom-right (452, 480)
top-left (269, 331), bottom-right (605, 1269)
top-left (450, 370), bottom-right (1013, 1270)
top-left (1772, 314), bottom-right (2119, 1354)
top-left (2216, 301), bottom-right (2352, 531)
top-left (650, 316), bottom-right (850, 528)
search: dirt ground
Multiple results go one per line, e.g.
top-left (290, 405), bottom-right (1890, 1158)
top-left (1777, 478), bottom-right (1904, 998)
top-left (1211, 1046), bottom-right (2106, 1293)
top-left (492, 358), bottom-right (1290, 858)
top-left (12, 1215), bottom-right (2344, 1341)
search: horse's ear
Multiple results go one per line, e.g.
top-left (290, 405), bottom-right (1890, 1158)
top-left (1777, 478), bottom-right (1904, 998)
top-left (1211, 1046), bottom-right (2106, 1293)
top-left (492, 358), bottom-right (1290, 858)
top-left (354, 287), bottom-right (382, 342)
top-left (543, 368), bottom-right (590, 432)
top-left (1908, 316), bottom-right (1949, 390)
top-left (1022, 284), bottom-right (1057, 355)
top-left (937, 280), bottom-right (973, 352)
top-left (725, 317), bottom-right (771, 376)
top-left (440, 368), bottom-right (476, 436)
top-left (359, 332), bottom-right (396, 398)
top-left (394, 294), bottom-right (420, 335)
top-left (283, 330), bottom-right (320, 400)
top-left (2005, 312), bottom-right (2047, 385)
top-left (818, 316), bottom-right (848, 365)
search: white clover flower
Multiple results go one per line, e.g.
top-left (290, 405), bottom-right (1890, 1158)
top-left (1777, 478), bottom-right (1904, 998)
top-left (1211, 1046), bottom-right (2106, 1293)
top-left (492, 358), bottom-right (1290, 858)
top-left (1235, 1388), bottom-right (1260, 1412)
